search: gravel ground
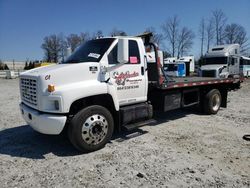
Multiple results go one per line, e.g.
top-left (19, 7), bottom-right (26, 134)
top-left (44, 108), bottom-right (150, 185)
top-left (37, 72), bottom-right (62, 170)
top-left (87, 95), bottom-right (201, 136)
top-left (0, 78), bottom-right (249, 187)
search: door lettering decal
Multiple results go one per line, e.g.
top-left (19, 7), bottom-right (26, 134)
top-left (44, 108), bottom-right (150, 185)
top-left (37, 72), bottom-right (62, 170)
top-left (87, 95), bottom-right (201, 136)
top-left (112, 71), bottom-right (141, 90)
top-left (112, 71), bottom-right (139, 86)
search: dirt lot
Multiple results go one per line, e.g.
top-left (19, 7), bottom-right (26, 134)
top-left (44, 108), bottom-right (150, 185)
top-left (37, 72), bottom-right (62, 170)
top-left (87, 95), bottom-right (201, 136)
top-left (0, 78), bottom-right (249, 187)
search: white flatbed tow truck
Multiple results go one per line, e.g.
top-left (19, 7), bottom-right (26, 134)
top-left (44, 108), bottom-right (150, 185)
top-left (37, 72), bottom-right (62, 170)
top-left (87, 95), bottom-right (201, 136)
top-left (19, 33), bottom-right (242, 152)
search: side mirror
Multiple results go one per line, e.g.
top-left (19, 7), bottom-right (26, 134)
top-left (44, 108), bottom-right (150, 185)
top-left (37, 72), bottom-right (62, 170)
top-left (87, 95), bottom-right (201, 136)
top-left (117, 39), bottom-right (129, 64)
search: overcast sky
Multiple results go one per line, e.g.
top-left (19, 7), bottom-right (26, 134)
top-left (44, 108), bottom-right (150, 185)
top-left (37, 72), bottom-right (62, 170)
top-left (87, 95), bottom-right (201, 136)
top-left (0, 0), bottom-right (249, 61)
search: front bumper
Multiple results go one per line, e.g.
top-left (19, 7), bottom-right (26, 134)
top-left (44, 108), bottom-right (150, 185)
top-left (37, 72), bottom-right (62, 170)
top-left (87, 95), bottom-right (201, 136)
top-left (20, 103), bottom-right (67, 135)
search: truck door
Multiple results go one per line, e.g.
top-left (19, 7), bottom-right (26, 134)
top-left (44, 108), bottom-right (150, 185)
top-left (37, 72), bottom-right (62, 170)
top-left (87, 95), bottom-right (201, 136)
top-left (229, 57), bottom-right (239, 75)
top-left (108, 40), bottom-right (147, 106)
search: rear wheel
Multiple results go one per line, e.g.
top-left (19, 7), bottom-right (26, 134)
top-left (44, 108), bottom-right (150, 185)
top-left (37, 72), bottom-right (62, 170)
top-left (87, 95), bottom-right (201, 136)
top-left (203, 89), bottom-right (222, 114)
top-left (68, 105), bottom-right (114, 152)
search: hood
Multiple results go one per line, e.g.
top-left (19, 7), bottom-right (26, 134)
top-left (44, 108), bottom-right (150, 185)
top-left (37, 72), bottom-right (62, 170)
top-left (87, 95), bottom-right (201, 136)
top-left (200, 64), bottom-right (226, 71)
top-left (20, 63), bottom-right (100, 91)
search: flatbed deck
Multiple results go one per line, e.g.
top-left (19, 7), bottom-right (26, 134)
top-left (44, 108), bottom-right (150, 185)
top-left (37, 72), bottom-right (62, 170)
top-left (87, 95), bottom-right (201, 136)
top-left (160, 76), bottom-right (238, 90)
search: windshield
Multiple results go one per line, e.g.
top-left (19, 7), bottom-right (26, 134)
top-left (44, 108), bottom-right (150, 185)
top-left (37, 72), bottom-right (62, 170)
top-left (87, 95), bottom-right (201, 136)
top-left (62, 38), bottom-right (115, 64)
top-left (203, 57), bottom-right (228, 65)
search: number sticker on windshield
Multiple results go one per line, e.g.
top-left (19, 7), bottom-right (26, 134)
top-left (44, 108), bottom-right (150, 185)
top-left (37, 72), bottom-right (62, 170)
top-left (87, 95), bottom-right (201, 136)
top-left (88, 53), bottom-right (100, 59)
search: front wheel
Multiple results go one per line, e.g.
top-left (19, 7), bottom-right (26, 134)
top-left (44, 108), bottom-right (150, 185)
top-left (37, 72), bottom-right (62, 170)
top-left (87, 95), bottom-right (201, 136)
top-left (68, 105), bottom-right (114, 152)
top-left (203, 89), bottom-right (222, 115)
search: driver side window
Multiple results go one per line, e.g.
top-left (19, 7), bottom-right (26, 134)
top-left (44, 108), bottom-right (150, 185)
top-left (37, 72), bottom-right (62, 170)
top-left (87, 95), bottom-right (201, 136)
top-left (108, 40), bottom-right (141, 65)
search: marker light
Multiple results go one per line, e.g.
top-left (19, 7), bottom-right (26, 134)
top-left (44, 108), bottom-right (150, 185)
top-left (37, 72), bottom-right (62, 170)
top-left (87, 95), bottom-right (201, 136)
top-left (48, 84), bottom-right (55, 92)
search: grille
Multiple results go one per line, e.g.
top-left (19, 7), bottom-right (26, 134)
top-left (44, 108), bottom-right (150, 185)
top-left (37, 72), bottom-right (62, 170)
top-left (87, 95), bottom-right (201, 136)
top-left (202, 70), bottom-right (216, 77)
top-left (20, 77), bottom-right (38, 106)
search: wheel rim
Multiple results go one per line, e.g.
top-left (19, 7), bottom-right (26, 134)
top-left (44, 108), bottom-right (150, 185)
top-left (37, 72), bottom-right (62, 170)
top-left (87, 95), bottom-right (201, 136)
top-left (212, 94), bottom-right (220, 112)
top-left (81, 114), bottom-right (108, 146)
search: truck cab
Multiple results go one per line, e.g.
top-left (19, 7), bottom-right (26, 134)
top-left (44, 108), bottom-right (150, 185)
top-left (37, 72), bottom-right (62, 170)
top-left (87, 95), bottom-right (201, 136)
top-left (200, 44), bottom-right (240, 78)
top-left (20, 36), bottom-right (152, 151)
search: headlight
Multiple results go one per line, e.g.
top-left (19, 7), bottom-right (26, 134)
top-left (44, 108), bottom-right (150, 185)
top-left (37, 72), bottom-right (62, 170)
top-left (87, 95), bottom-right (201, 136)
top-left (219, 68), bottom-right (223, 73)
top-left (40, 96), bottom-right (63, 112)
top-left (54, 100), bottom-right (59, 110)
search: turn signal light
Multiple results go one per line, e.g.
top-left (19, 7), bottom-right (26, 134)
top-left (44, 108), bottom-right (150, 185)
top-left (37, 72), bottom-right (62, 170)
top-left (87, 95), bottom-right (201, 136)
top-left (48, 84), bottom-right (55, 92)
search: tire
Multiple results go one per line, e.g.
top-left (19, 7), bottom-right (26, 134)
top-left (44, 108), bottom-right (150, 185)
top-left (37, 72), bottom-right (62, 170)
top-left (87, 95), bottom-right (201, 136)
top-left (203, 89), bottom-right (222, 115)
top-left (68, 105), bottom-right (114, 152)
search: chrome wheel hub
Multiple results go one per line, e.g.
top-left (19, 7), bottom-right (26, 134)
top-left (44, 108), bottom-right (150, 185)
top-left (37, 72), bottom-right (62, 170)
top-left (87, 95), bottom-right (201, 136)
top-left (212, 94), bottom-right (220, 111)
top-left (82, 114), bottom-right (108, 145)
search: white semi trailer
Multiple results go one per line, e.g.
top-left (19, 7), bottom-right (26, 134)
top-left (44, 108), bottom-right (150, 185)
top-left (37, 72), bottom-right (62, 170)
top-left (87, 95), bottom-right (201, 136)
top-left (200, 44), bottom-right (240, 78)
top-left (19, 33), bottom-right (242, 152)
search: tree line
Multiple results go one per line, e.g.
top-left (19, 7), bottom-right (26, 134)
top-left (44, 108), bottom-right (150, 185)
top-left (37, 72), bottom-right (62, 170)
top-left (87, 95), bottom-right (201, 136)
top-left (199, 9), bottom-right (249, 57)
top-left (23, 60), bottom-right (41, 70)
top-left (41, 9), bottom-right (249, 63)
top-left (41, 28), bottom-right (128, 63)
top-left (0, 60), bottom-right (9, 70)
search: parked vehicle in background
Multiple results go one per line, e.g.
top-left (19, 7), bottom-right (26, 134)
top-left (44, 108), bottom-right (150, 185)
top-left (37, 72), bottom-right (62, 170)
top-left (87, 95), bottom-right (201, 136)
top-left (164, 57), bottom-right (177, 63)
top-left (164, 56), bottom-right (194, 76)
top-left (177, 56), bottom-right (194, 76)
top-left (200, 44), bottom-right (240, 78)
top-left (163, 62), bottom-right (186, 77)
top-left (240, 56), bottom-right (250, 77)
top-left (34, 62), bottom-right (56, 68)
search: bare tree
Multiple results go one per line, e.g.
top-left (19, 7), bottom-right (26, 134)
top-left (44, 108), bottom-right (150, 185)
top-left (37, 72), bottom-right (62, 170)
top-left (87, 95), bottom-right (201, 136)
top-left (224, 23), bottom-right (249, 53)
top-left (206, 18), bottom-right (214, 51)
top-left (80, 32), bottom-right (90, 42)
top-left (177, 27), bottom-right (195, 58)
top-left (225, 23), bottom-right (249, 54)
top-left (66, 34), bottom-right (82, 52)
top-left (66, 32), bottom-right (92, 53)
top-left (144, 27), bottom-right (164, 47)
top-left (110, 28), bottom-right (127, 36)
top-left (212, 9), bottom-right (227, 45)
top-left (41, 34), bottom-right (65, 63)
top-left (41, 37), bottom-right (51, 62)
top-left (247, 49), bottom-right (250, 57)
top-left (199, 18), bottom-right (206, 57)
top-left (0, 60), bottom-right (4, 70)
top-left (92, 30), bottom-right (103, 39)
top-left (59, 34), bottom-right (67, 61)
top-left (161, 15), bottom-right (179, 57)
top-left (0, 60), bottom-right (10, 70)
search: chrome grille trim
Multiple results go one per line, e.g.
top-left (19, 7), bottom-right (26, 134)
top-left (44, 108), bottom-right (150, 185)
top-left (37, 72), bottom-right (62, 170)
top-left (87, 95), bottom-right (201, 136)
top-left (20, 77), bottom-right (38, 106)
